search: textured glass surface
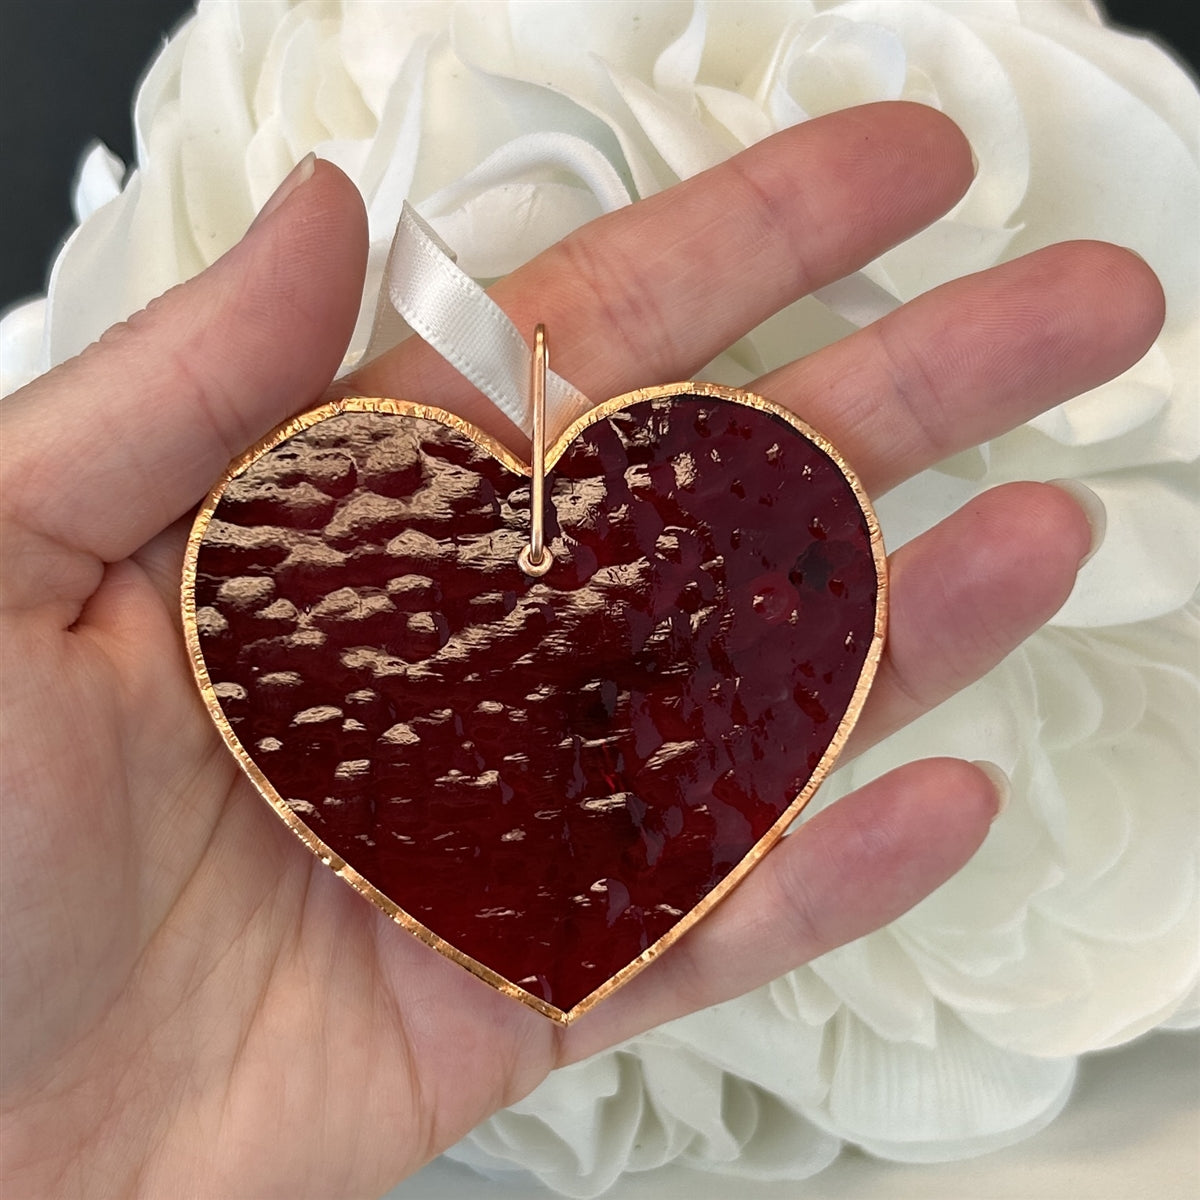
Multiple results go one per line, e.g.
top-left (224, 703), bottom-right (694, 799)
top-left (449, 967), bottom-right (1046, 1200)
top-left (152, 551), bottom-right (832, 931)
top-left (195, 397), bottom-right (878, 1010)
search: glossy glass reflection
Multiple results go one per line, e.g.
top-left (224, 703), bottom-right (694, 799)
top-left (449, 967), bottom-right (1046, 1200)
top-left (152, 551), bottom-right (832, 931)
top-left (194, 397), bottom-right (879, 1010)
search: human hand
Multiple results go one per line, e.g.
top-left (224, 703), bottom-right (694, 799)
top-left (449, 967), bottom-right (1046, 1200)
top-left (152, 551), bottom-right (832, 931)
top-left (0, 103), bottom-right (1163, 1198)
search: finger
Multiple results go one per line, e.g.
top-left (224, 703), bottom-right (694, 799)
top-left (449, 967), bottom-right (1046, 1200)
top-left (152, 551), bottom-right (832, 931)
top-left (0, 159), bottom-right (368, 599)
top-left (756, 239), bottom-right (1165, 495)
top-left (848, 480), bottom-right (1096, 755)
top-left (562, 757), bottom-right (1001, 1060)
top-left (349, 102), bottom-right (975, 448)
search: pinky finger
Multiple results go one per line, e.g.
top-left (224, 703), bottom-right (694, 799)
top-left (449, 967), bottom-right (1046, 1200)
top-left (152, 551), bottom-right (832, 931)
top-left (561, 757), bottom-right (1003, 1061)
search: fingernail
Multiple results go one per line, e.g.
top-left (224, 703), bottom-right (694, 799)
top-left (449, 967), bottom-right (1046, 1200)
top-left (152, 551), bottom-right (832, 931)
top-left (971, 760), bottom-right (1011, 821)
top-left (249, 152), bottom-right (316, 233)
top-left (1047, 478), bottom-right (1107, 568)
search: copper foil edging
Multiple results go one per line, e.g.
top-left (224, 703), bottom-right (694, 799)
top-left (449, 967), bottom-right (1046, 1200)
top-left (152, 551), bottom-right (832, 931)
top-left (181, 387), bottom-right (888, 1025)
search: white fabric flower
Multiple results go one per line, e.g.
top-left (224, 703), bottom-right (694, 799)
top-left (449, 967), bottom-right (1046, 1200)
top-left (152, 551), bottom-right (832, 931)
top-left (3, 2), bottom-right (1196, 1195)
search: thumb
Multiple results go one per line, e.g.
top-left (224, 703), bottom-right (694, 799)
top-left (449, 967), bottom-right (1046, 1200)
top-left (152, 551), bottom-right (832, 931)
top-left (1, 157), bottom-right (368, 590)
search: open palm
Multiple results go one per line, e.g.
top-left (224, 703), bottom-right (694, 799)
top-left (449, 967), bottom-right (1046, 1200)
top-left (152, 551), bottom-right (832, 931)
top-left (0, 104), bottom-right (1162, 1198)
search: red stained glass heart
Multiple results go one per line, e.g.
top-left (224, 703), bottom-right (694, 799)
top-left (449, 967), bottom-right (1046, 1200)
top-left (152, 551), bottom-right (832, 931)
top-left (183, 385), bottom-right (886, 1021)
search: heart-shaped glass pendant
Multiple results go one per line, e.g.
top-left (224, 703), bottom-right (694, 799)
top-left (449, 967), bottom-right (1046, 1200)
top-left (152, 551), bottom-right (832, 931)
top-left (182, 382), bottom-right (886, 1022)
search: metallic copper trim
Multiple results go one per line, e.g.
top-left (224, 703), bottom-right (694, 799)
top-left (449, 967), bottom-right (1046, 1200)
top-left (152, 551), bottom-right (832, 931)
top-left (519, 324), bottom-right (553, 576)
top-left (181, 386), bottom-right (888, 1026)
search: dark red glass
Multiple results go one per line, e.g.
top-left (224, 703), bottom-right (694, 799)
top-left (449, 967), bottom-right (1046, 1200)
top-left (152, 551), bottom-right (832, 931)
top-left (194, 396), bottom-right (879, 1011)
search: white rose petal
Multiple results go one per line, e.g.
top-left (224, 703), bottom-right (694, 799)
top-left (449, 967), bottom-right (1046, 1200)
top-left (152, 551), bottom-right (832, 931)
top-left (984, 20), bottom-right (1200, 315)
top-left (1055, 471), bottom-right (1199, 626)
top-left (72, 140), bottom-right (125, 221)
top-left (0, 299), bottom-right (48, 397)
top-left (817, 1009), bottom-right (1077, 1162)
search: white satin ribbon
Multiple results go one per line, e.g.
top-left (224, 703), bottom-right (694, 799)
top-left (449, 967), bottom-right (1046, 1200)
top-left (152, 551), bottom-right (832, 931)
top-left (369, 203), bottom-right (593, 438)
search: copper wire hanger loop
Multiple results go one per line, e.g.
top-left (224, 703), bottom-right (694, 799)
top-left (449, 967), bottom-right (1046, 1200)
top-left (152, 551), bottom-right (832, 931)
top-left (518, 324), bottom-right (554, 578)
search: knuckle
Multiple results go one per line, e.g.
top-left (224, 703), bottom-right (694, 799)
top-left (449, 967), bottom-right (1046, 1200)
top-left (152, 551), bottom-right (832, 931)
top-left (767, 837), bottom-right (842, 958)
top-left (556, 232), bottom-right (682, 369)
top-left (871, 319), bottom-right (953, 463)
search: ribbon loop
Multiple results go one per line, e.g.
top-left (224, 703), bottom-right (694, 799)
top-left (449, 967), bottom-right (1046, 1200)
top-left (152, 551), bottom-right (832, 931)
top-left (371, 203), bottom-right (593, 439)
